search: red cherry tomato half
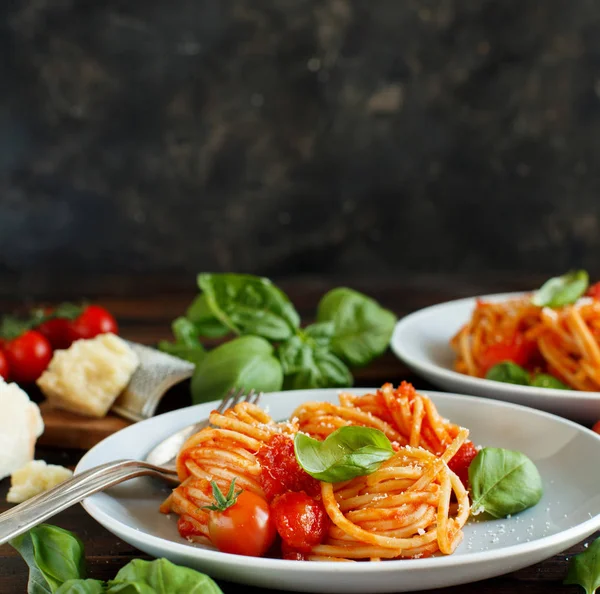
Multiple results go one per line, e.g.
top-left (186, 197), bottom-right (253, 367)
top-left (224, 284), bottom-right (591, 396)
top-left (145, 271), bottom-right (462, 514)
top-left (0, 351), bottom-right (9, 381)
top-left (207, 490), bottom-right (276, 557)
top-left (478, 333), bottom-right (537, 375)
top-left (68, 305), bottom-right (118, 343)
top-left (37, 317), bottom-right (73, 350)
top-left (592, 421), bottom-right (600, 435)
top-left (4, 331), bottom-right (52, 384)
top-left (271, 492), bottom-right (330, 553)
top-left (447, 441), bottom-right (479, 488)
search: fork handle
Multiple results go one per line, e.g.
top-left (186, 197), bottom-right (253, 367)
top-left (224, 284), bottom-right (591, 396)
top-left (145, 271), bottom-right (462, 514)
top-left (0, 460), bottom-right (175, 546)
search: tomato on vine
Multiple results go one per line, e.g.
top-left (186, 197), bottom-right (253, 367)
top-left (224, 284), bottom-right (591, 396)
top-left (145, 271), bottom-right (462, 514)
top-left (204, 479), bottom-right (275, 557)
top-left (4, 330), bottom-right (52, 384)
top-left (67, 305), bottom-right (118, 343)
top-left (0, 351), bottom-right (9, 381)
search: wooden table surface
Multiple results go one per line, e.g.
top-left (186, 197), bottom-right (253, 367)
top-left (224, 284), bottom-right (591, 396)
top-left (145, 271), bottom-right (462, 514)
top-left (0, 276), bottom-right (596, 594)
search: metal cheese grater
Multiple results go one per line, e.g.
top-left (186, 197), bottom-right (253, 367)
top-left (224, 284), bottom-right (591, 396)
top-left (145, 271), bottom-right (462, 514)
top-left (110, 341), bottom-right (195, 422)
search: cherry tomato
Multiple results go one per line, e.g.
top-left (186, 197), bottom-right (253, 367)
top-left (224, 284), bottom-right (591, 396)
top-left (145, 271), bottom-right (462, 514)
top-left (447, 441), bottom-right (479, 488)
top-left (587, 282), bottom-right (600, 300)
top-left (478, 333), bottom-right (537, 375)
top-left (271, 492), bottom-right (329, 552)
top-left (67, 305), bottom-right (118, 343)
top-left (592, 421), bottom-right (600, 435)
top-left (4, 331), bottom-right (52, 384)
top-left (207, 490), bottom-right (276, 557)
top-left (257, 434), bottom-right (320, 501)
top-left (37, 317), bottom-right (73, 350)
top-left (0, 351), bottom-right (9, 381)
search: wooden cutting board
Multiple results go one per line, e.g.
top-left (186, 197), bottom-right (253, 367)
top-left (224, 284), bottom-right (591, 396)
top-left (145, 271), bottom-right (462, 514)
top-left (38, 402), bottom-right (132, 450)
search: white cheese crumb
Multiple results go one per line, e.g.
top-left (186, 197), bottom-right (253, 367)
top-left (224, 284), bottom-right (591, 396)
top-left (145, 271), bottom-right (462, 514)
top-left (0, 378), bottom-right (44, 480)
top-left (7, 460), bottom-right (73, 503)
top-left (37, 333), bottom-right (139, 417)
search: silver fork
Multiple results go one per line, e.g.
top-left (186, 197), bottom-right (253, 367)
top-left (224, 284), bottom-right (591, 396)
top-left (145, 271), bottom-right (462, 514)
top-left (0, 387), bottom-right (261, 546)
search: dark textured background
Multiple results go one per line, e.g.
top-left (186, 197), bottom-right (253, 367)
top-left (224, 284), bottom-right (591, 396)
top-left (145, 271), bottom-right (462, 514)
top-left (2, 0), bottom-right (600, 298)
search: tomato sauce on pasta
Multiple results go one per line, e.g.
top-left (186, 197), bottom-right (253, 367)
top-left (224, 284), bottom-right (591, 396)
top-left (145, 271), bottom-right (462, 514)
top-left (161, 383), bottom-right (472, 561)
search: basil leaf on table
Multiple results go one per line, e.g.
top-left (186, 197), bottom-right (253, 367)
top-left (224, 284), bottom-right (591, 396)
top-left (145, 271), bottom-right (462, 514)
top-left (198, 273), bottom-right (300, 341)
top-left (278, 331), bottom-right (352, 390)
top-left (564, 536), bottom-right (600, 594)
top-left (531, 270), bottom-right (589, 308)
top-left (485, 362), bottom-right (531, 385)
top-left (185, 294), bottom-right (230, 338)
top-left (191, 336), bottom-right (283, 404)
top-left (469, 448), bottom-right (543, 518)
top-left (10, 524), bottom-right (86, 593)
top-left (316, 288), bottom-right (397, 367)
top-left (158, 317), bottom-right (206, 365)
top-left (530, 373), bottom-right (569, 390)
top-left (55, 580), bottom-right (107, 594)
top-left (113, 559), bottom-right (223, 594)
top-left (294, 426), bottom-right (394, 482)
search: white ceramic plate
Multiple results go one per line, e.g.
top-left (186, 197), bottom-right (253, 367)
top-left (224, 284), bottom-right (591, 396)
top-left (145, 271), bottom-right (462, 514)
top-left (77, 388), bottom-right (600, 593)
top-left (391, 292), bottom-right (600, 423)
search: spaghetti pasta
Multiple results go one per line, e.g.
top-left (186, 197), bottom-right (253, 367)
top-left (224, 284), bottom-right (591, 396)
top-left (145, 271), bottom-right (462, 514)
top-left (451, 292), bottom-right (600, 391)
top-left (161, 383), bottom-right (472, 561)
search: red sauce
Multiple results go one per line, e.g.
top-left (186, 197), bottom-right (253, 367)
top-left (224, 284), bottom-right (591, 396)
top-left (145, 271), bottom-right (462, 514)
top-left (177, 516), bottom-right (201, 539)
top-left (257, 434), bottom-right (320, 501)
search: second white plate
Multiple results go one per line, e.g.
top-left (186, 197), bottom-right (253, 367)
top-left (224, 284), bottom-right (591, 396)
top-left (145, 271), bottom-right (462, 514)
top-left (77, 387), bottom-right (600, 593)
top-left (391, 293), bottom-right (600, 422)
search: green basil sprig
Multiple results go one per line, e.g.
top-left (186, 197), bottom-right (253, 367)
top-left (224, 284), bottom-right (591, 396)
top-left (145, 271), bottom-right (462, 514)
top-left (198, 273), bottom-right (300, 341)
top-left (190, 336), bottom-right (283, 404)
top-left (185, 294), bottom-right (230, 338)
top-left (278, 325), bottom-right (353, 390)
top-left (157, 318), bottom-right (206, 365)
top-left (317, 287), bottom-right (397, 367)
top-left (485, 361), bottom-right (530, 385)
top-left (468, 448), bottom-right (543, 518)
top-left (531, 270), bottom-right (589, 308)
top-left (486, 362), bottom-right (569, 390)
top-left (294, 426), bottom-right (394, 482)
top-left (10, 524), bottom-right (223, 594)
top-left (160, 273), bottom-right (397, 397)
top-left (529, 373), bottom-right (569, 390)
top-left (564, 536), bottom-right (600, 594)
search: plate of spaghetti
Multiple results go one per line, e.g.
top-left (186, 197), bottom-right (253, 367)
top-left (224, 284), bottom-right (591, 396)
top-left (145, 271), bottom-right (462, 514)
top-left (391, 272), bottom-right (600, 422)
top-left (77, 383), bottom-right (600, 593)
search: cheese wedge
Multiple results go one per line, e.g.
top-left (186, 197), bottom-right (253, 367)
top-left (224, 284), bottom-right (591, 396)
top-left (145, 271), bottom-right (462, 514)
top-left (7, 460), bottom-right (73, 503)
top-left (37, 333), bottom-right (139, 417)
top-left (0, 379), bottom-right (44, 480)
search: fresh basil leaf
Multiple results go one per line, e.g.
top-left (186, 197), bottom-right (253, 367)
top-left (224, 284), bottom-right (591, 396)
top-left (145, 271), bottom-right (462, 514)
top-left (185, 294), bottom-right (230, 338)
top-left (10, 524), bottom-right (86, 593)
top-left (106, 581), bottom-right (156, 594)
top-left (469, 448), bottom-right (543, 518)
top-left (278, 332), bottom-right (352, 389)
top-left (564, 536), bottom-right (600, 594)
top-left (113, 559), bottom-right (223, 594)
top-left (294, 426), bottom-right (394, 482)
top-left (530, 373), bottom-right (569, 390)
top-left (316, 288), bottom-right (397, 367)
top-left (55, 580), bottom-right (106, 594)
top-left (303, 322), bottom-right (335, 346)
top-left (191, 336), bottom-right (283, 404)
top-left (531, 270), bottom-right (589, 307)
top-left (158, 317), bottom-right (205, 365)
top-left (485, 362), bottom-right (531, 385)
top-left (198, 273), bottom-right (300, 341)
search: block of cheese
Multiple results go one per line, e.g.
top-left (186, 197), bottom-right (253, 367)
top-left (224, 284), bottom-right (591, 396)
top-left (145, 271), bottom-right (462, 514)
top-left (37, 333), bottom-right (139, 417)
top-left (0, 379), bottom-right (44, 480)
top-left (7, 460), bottom-right (73, 503)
